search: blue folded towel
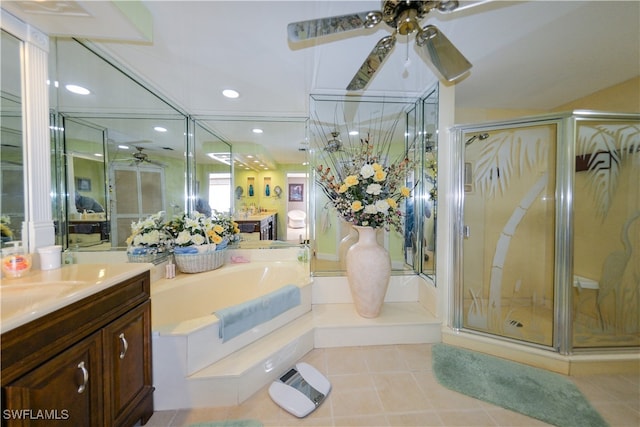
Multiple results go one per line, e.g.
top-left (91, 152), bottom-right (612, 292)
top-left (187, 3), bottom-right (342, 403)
top-left (215, 285), bottom-right (301, 342)
top-left (174, 246), bottom-right (199, 254)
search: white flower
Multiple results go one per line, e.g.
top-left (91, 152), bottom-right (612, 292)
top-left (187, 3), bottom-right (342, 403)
top-left (191, 234), bottom-right (206, 246)
top-left (360, 164), bottom-right (375, 179)
top-left (175, 230), bottom-right (193, 246)
top-left (366, 183), bottom-right (382, 195)
top-left (140, 229), bottom-right (160, 245)
top-left (364, 204), bottom-right (378, 214)
top-left (375, 199), bottom-right (390, 213)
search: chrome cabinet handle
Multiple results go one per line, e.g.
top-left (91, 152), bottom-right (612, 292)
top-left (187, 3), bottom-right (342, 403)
top-left (77, 361), bottom-right (88, 394)
top-left (118, 333), bottom-right (128, 359)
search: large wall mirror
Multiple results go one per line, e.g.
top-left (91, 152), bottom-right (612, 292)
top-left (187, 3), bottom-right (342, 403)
top-left (309, 89), bottom-right (437, 278)
top-left (40, 36), bottom-right (436, 279)
top-left (0, 29), bottom-right (24, 246)
top-left (49, 38), bottom-right (231, 251)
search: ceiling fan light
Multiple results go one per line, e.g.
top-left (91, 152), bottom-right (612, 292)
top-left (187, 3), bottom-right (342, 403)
top-left (65, 84), bottom-right (90, 95)
top-left (222, 89), bottom-right (239, 98)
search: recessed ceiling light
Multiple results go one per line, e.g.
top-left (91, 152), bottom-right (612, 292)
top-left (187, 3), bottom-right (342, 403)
top-left (65, 84), bottom-right (90, 95)
top-left (222, 89), bottom-right (239, 99)
top-left (94, 153), bottom-right (103, 157)
top-left (154, 126), bottom-right (167, 132)
top-left (252, 128), bottom-right (263, 134)
top-left (118, 144), bottom-right (130, 150)
top-left (349, 130), bottom-right (359, 136)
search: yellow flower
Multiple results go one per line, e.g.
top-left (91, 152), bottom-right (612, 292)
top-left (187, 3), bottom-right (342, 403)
top-left (372, 163), bottom-right (383, 171)
top-left (338, 183), bottom-right (348, 193)
top-left (211, 233), bottom-right (223, 244)
top-left (344, 175), bottom-right (359, 187)
top-left (387, 198), bottom-right (397, 209)
top-left (373, 169), bottom-right (387, 182)
top-left (351, 200), bottom-right (363, 212)
top-left (213, 224), bottom-right (224, 234)
top-left (400, 186), bottom-right (411, 197)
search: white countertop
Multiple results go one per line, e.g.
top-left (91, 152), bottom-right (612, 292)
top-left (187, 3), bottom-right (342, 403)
top-left (0, 263), bottom-right (151, 334)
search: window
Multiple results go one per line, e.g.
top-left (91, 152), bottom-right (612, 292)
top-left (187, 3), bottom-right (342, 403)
top-left (208, 173), bottom-right (231, 213)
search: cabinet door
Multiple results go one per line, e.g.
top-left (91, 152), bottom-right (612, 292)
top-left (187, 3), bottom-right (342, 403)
top-left (4, 332), bottom-right (103, 427)
top-left (103, 301), bottom-right (153, 426)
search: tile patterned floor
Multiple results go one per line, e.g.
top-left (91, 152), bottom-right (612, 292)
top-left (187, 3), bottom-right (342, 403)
top-left (146, 344), bottom-right (640, 427)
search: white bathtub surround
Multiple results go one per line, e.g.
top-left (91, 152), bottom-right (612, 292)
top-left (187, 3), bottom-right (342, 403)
top-left (152, 268), bottom-right (439, 410)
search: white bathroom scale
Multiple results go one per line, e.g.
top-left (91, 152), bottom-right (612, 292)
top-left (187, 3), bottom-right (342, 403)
top-left (268, 362), bottom-right (331, 418)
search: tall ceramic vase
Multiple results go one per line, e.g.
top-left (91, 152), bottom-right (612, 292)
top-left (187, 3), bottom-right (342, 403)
top-left (346, 225), bottom-right (391, 318)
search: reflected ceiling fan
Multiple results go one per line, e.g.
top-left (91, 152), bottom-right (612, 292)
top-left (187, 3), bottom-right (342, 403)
top-left (288, 0), bottom-right (486, 90)
top-left (116, 146), bottom-right (166, 167)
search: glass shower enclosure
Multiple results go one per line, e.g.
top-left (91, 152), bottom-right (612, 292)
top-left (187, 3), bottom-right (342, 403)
top-left (453, 111), bottom-right (639, 353)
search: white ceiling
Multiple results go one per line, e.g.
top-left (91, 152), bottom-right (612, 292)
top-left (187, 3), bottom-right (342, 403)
top-left (3, 0), bottom-right (639, 165)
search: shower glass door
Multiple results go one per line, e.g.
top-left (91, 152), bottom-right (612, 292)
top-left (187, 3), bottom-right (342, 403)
top-left (461, 123), bottom-right (558, 347)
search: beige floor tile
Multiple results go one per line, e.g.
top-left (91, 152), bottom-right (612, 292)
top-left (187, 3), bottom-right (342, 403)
top-left (324, 347), bottom-right (369, 375)
top-left (483, 407), bottom-right (552, 426)
top-left (362, 345), bottom-right (404, 372)
top-left (264, 416), bottom-right (334, 427)
top-left (301, 348), bottom-right (329, 375)
top-left (333, 414), bottom-right (389, 426)
top-left (328, 373), bottom-right (376, 390)
top-left (588, 401), bottom-right (640, 427)
top-left (372, 372), bottom-right (433, 413)
top-left (386, 411), bottom-right (444, 426)
top-left (226, 389), bottom-right (287, 422)
top-left (437, 409), bottom-right (499, 426)
top-left (395, 344), bottom-right (433, 372)
top-left (169, 406), bottom-right (232, 426)
top-left (330, 388), bottom-right (384, 418)
top-left (148, 344), bottom-right (639, 427)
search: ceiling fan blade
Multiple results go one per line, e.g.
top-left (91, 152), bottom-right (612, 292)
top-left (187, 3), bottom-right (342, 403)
top-left (347, 35), bottom-right (397, 91)
top-left (415, 25), bottom-right (471, 82)
top-left (437, 0), bottom-right (494, 13)
top-left (288, 10), bottom-right (382, 42)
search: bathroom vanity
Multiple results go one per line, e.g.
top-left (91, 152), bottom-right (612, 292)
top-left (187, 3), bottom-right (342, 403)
top-left (0, 264), bottom-right (154, 426)
top-left (235, 212), bottom-right (277, 240)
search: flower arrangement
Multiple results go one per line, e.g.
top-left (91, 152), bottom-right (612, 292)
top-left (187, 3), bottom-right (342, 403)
top-left (126, 211), bottom-right (172, 256)
top-left (211, 210), bottom-right (241, 244)
top-left (316, 134), bottom-right (413, 232)
top-left (1, 215), bottom-right (13, 240)
top-left (163, 212), bottom-right (219, 252)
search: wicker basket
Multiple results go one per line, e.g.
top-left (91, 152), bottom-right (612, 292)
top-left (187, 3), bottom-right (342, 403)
top-left (127, 251), bottom-right (169, 265)
top-left (174, 249), bottom-right (225, 273)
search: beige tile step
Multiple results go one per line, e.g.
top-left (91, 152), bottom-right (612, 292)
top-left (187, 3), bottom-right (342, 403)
top-left (181, 302), bottom-right (440, 408)
top-left (313, 302), bottom-right (441, 348)
top-left (192, 302), bottom-right (439, 379)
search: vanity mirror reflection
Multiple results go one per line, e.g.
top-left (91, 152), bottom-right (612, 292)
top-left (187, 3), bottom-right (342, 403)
top-left (45, 36), bottom-right (436, 280)
top-left (0, 29), bottom-right (24, 245)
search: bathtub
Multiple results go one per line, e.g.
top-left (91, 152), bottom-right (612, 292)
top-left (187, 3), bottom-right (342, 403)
top-left (151, 260), bottom-right (312, 377)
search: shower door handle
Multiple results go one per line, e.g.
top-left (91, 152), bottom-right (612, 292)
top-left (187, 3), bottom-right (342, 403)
top-left (463, 225), bottom-right (470, 239)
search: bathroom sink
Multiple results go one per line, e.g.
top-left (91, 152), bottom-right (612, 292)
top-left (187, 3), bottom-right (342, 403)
top-left (0, 282), bottom-right (85, 320)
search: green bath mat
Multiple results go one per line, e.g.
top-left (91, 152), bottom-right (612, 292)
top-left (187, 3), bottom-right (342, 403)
top-left (432, 344), bottom-right (607, 427)
top-left (189, 420), bottom-right (262, 427)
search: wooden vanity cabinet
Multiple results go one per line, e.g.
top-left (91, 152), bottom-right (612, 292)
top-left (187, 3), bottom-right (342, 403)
top-left (1, 271), bottom-right (154, 427)
top-left (4, 332), bottom-right (104, 426)
top-left (236, 213), bottom-right (277, 240)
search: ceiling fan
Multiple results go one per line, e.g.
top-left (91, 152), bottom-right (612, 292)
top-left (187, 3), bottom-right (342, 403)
top-left (288, 0), bottom-right (484, 90)
top-left (115, 146), bottom-right (166, 167)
